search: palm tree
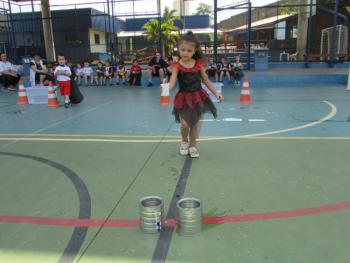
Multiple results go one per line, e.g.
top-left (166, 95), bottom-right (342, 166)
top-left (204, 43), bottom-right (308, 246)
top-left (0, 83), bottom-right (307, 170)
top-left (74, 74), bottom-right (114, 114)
top-left (194, 3), bottom-right (213, 16)
top-left (142, 7), bottom-right (180, 56)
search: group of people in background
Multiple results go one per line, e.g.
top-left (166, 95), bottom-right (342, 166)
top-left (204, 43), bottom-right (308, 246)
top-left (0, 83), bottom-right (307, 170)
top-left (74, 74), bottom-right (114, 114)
top-left (0, 51), bottom-right (244, 93)
top-left (74, 60), bottom-right (141, 86)
top-left (206, 56), bottom-right (244, 84)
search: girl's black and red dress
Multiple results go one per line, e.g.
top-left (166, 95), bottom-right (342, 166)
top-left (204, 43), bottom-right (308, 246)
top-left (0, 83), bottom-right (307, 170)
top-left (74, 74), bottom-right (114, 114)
top-left (172, 59), bottom-right (217, 126)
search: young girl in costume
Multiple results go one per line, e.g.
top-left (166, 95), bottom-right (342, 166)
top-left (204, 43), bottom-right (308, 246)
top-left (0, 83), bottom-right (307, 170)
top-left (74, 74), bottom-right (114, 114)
top-left (168, 31), bottom-right (224, 157)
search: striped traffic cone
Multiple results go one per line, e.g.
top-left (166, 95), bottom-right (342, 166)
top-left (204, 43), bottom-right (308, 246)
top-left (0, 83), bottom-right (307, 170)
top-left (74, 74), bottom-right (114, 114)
top-left (17, 81), bottom-right (29, 105)
top-left (160, 83), bottom-right (171, 106)
top-left (47, 82), bottom-right (59, 108)
top-left (239, 78), bottom-right (253, 104)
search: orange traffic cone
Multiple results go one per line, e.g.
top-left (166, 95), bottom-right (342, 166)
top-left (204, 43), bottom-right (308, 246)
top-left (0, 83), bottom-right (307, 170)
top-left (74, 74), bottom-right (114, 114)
top-left (47, 82), bottom-right (59, 108)
top-left (160, 83), bottom-right (171, 106)
top-left (17, 81), bottom-right (29, 105)
top-left (239, 78), bottom-right (253, 104)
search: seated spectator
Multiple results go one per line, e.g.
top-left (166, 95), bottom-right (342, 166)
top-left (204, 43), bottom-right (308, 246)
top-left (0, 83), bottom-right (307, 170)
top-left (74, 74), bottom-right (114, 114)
top-left (147, 52), bottom-right (166, 86)
top-left (165, 53), bottom-right (179, 83)
top-left (95, 61), bottom-right (105, 86)
top-left (104, 61), bottom-right (114, 85)
top-left (231, 56), bottom-right (244, 84)
top-left (49, 63), bottom-right (58, 85)
top-left (0, 52), bottom-right (20, 91)
top-left (206, 57), bottom-right (218, 82)
top-left (75, 63), bottom-right (83, 85)
top-left (116, 60), bottom-right (127, 85)
top-left (129, 59), bottom-right (142, 86)
top-left (218, 57), bottom-right (231, 83)
top-left (29, 53), bottom-right (51, 86)
top-left (82, 61), bottom-right (95, 85)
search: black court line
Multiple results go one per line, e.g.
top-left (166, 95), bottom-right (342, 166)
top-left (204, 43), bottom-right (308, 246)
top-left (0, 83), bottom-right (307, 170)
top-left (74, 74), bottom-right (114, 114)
top-left (0, 152), bottom-right (91, 263)
top-left (76, 121), bottom-right (175, 262)
top-left (151, 156), bottom-right (193, 263)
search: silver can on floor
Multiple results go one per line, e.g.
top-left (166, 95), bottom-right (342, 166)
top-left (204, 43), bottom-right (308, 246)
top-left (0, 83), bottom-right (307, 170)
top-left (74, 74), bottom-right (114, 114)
top-left (177, 197), bottom-right (202, 236)
top-left (139, 196), bottom-right (164, 234)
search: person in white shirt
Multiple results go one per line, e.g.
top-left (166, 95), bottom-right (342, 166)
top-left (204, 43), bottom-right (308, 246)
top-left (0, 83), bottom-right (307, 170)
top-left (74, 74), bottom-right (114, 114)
top-left (75, 63), bottom-right (83, 85)
top-left (54, 53), bottom-right (72, 108)
top-left (82, 61), bottom-right (94, 86)
top-left (0, 52), bottom-right (20, 91)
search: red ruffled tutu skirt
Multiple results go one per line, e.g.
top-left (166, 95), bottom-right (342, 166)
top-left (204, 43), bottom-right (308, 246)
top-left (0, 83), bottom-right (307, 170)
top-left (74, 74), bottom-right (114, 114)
top-left (173, 89), bottom-right (217, 126)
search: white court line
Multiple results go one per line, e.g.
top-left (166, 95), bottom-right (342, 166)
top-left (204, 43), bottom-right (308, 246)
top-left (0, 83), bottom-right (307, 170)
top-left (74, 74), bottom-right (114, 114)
top-left (0, 101), bottom-right (337, 143)
top-left (0, 101), bottom-right (113, 149)
top-left (222, 118), bottom-right (243, 122)
top-left (248, 119), bottom-right (266, 122)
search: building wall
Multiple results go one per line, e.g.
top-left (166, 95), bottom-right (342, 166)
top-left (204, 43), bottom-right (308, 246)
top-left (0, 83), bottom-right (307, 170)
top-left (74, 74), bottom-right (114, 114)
top-left (0, 8), bottom-right (123, 62)
top-left (173, 0), bottom-right (190, 16)
top-left (89, 29), bottom-right (107, 53)
top-left (125, 15), bottom-right (210, 31)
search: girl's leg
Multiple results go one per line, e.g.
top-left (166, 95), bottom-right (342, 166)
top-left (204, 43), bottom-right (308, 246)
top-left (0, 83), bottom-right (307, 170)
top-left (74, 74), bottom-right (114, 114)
top-left (40, 74), bottom-right (45, 86)
top-left (179, 117), bottom-right (190, 155)
top-left (219, 71), bottom-right (224, 82)
top-left (188, 122), bottom-right (200, 157)
top-left (189, 123), bottom-right (198, 147)
top-left (226, 71), bottom-right (231, 82)
top-left (180, 118), bottom-right (190, 142)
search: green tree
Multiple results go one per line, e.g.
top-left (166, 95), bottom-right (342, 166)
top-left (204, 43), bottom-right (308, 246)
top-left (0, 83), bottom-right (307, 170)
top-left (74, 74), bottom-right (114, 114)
top-left (280, 6), bottom-right (298, 15)
top-left (142, 7), bottom-right (180, 56)
top-left (194, 2), bottom-right (213, 16)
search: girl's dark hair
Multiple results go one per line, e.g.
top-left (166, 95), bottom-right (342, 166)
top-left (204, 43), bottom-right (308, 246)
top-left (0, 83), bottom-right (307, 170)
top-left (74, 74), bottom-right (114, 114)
top-left (178, 31), bottom-right (203, 60)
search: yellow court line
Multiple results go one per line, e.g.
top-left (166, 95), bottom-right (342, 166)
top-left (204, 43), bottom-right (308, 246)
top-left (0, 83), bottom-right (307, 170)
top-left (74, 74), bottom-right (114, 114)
top-left (0, 101), bottom-right (340, 143)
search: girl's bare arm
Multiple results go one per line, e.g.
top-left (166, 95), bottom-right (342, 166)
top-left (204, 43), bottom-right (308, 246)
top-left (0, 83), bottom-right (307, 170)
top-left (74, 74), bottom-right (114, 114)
top-left (168, 67), bottom-right (179, 91)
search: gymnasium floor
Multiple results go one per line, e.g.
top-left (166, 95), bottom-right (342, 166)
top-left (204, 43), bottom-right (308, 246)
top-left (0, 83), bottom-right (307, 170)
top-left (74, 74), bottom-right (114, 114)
top-left (0, 80), bottom-right (350, 263)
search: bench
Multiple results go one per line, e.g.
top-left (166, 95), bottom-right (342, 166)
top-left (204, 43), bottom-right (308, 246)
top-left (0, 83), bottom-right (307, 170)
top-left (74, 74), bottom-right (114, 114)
top-left (304, 53), bottom-right (349, 62)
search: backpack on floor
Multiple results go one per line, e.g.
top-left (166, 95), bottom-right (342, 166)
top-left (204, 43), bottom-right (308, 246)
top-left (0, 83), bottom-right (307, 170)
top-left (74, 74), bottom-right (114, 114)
top-left (69, 79), bottom-right (84, 104)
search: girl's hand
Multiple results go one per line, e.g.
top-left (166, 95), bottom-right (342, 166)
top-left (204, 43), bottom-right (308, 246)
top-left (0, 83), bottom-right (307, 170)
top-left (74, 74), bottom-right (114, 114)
top-left (215, 92), bottom-right (224, 102)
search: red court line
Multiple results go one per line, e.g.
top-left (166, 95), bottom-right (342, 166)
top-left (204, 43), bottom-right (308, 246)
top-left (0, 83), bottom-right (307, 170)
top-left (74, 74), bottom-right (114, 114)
top-left (1, 201), bottom-right (350, 228)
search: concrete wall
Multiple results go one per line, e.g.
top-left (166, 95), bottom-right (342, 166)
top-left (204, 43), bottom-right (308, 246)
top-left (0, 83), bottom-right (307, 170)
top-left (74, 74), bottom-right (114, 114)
top-left (89, 28), bottom-right (107, 53)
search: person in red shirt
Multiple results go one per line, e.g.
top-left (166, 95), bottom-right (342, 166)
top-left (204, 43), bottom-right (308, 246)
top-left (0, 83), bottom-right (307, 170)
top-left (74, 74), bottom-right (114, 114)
top-left (129, 59), bottom-right (142, 86)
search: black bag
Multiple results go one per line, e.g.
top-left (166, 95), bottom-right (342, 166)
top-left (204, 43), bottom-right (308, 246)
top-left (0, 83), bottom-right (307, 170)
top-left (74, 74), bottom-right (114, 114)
top-left (69, 79), bottom-right (84, 104)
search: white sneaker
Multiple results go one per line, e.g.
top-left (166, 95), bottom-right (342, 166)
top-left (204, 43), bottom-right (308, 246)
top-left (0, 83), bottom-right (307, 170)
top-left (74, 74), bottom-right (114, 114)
top-left (189, 146), bottom-right (200, 158)
top-left (180, 141), bottom-right (189, 155)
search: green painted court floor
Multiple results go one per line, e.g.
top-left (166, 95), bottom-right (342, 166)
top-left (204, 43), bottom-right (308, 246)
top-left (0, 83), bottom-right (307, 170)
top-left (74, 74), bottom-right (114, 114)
top-left (1, 83), bottom-right (350, 262)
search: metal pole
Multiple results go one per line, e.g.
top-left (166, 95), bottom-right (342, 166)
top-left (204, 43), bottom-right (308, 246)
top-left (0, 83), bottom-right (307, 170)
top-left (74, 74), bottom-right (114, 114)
top-left (7, 0), bottom-right (17, 60)
top-left (30, 0), bottom-right (36, 48)
top-left (182, 0), bottom-right (186, 31)
top-left (111, 0), bottom-right (116, 63)
top-left (247, 0), bottom-right (251, 70)
top-left (2, 1), bottom-right (10, 55)
top-left (305, 0), bottom-right (313, 68)
top-left (103, 2), bottom-right (107, 55)
top-left (213, 0), bottom-right (218, 63)
top-left (19, 5), bottom-right (27, 55)
top-left (157, 0), bottom-right (162, 55)
top-left (329, 0), bottom-right (339, 68)
top-left (106, 0), bottom-right (112, 55)
top-left (347, 63), bottom-right (350, 90)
